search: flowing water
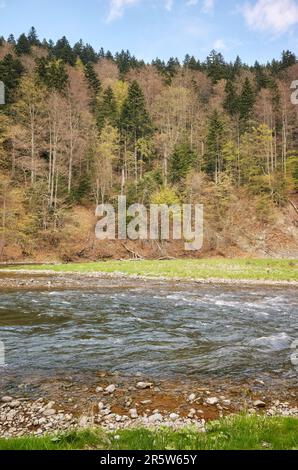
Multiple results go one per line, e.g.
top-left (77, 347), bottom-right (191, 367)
top-left (0, 281), bottom-right (297, 382)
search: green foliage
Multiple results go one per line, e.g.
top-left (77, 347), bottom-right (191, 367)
top-left (0, 28), bottom-right (297, 257)
top-left (0, 54), bottom-right (24, 103)
top-left (206, 50), bottom-right (228, 83)
top-left (169, 141), bottom-right (198, 184)
top-left (28, 27), bottom-right (40, 47)
top-left (15, 34), bottom-right (31, 55)
top-left (239, 78), bottom-right (255, 132)
top-left (224, 81), bottom-right (239, 117)
top-left (114, 50), bottom-right (143, 78)
top-left (52, 36), bottom-right (76, 65)
top-left (12, 259), bottom-right (298, 282)
top-left (84, 62), bottom-right (101, 95)
top-left (74, 40), bottom-right (97, 64)
top-left (204, 110), bottom-right (225, 178)
top-left (150, 186), bottom-right (180, 205)
top-left (120, 80), bottom-right (152, 141)
top-left (36, 58), bottom-right (68, 91)
top-left (97, 86), bottom-right (118, 130)
top-left (1, 416), bottom-right (298, 450)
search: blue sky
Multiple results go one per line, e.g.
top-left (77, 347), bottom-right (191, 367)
top-left (0, 0), bottom-right (298, 63)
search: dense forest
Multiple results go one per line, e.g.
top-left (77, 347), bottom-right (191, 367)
top-left (0, 28), bottom-right (297, 261)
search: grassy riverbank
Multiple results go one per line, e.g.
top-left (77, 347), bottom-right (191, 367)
top-left (0, 415), bottom-right (297, 451)
top-left (4, 258), bottom-right (298, 282)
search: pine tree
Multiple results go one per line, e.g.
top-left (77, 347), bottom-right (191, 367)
top-left (224, 81), bottom-right (239, 117)
top-left (15, 34), bottom-right (31, 55)
top-left (204, 110), bottom-right (225, 182)
top-left (53, 36), bottom-right (75, 65)
top-left (239, 78), bottom-right (255, 132)
top-left (170, 141), bottom-right (197, 184)
top-left (233, 55), bottom-right (242, 75)
top-left (206, 50), bottom-right (227, 83)
top-left (121, 81), bottom-right (152, 183)
top-left (84, 63), bottom-right (101, 95)
top-left (97, 86), bottom-right (118, 130)
top-left (36, 58), bottom-right (68, 91)
top-left (120, 81), bottom-right (152, 140)
top-left (0, 54), bottom-right (24, 103)
top-left (28, 27), bottom-right (40, 46)
top-left (7, 34), bottom-right (15, 45)
top-left (280, 50), bottom-right (296, 70)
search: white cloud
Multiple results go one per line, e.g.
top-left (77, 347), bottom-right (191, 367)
top-left (242, 0), bottom-right (298, 35)
top-left (187, 0), bottom-right (198, 6)
top-left (213, 38), bottom-right (226, 50)
top-left (164, 0), bottom-right (173, 11)
top-left (107, 0), bottom-right (140, 22)
top-left (107, 0), bottom-right (175, 21)
top-left (202, 0), bottom-right (214, 13)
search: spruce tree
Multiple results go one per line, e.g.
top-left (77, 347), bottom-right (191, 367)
top-left (84, 63), bottom-right (101, 95)
top-left (120, 81), bottom-right (152, 141)
top-left (280, 50), bottom-right (296, 70)
top-left (224, 81), bottom-right (239, 117)
top-left (36, 58), bottom-right (68, 91)
top-left (204, 110), bottom-right (225, 180)
top-left (206, 50), bottom-right (227, 83)
top-left (97, 86), bottom-right (118, 130)
top-left (239, 78), bottom-right (255, 132)
top-left (15, 34), bottom-right (31, 55)
top-left (0, 54), bottom-right (24, 103)
top-left (7, 34), bottom-right (15, 45)
top-left (28, 27), bottom-right (40, 46)
top-left (170, 141), bottom-right (197, 184)
top-left (53, 36), bottom-right (75, 65)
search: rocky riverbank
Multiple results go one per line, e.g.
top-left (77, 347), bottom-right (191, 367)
top-left (0, 270), bottom-right (297, 292)
top-left (0, 373), bottom-right (297, 438)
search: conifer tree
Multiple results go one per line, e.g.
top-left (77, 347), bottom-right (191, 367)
top-left (15, 34), bottom-right (31, 55)
top-left (224, 81), bottom-right (239, 117)
top-left (204, 110), bottom-right (225, 182)
top-left (53, 36), bottom-right (75, 65)
top-left (84, 63), bottom-right (101, 96)
top-left (0, 54), bottom-right (24, 103)
top-left (239, 78), bottom-right (255, 132)
top-left (170, 141), bottom-right (197, 184)
top-left (28, 27), bottom-right (40, 46)
top-left (97, 86), bottom-right (118, 131)
top-left (120, 81), bottom-right (152, 141)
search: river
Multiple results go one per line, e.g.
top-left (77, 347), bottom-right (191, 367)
top-left (0, 281), bottom-right (297, 382)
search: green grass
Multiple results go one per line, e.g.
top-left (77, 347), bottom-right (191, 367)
top-left (3, 258), bottom-right (298, 281)
top-left (0, 416), bottom-right (297, 450)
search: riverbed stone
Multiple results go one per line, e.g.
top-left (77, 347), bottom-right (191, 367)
top-left (254, 400), bottom-right (266, 408)
top-left (129, 409), bottom-right (138, 419)
top-left (169, 413), bottom-right (179, 421)
top-left (136, 382), bottom-right (153, 390)
top-left (148, 413), bottom-right (163, 423)
top-left (206, 397), bottom-right (219, 405)
top-left (188, 393), bottom-right (196, 402)
top-left (105, 384), bottom-right (116, 394)
top-left (1, 397), bottom-right (13, 403)
top-left (43, 409), bottom-right (56, 417)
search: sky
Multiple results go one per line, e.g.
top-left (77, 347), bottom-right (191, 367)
top-left (0, 0), bottom-right (298, 64)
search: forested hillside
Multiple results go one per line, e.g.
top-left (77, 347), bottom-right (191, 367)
top-left (0, 28), bottom-right (297, 261)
